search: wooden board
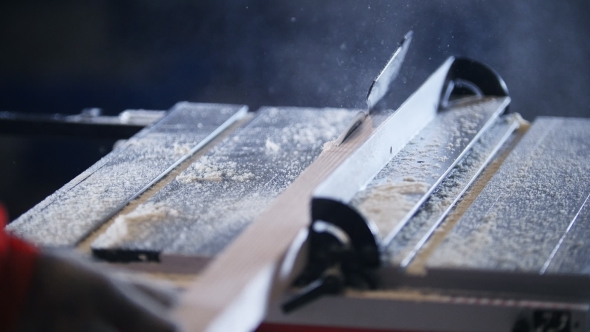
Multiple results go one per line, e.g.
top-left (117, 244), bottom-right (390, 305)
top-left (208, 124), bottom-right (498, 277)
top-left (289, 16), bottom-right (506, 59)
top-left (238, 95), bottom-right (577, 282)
top-left (173, 117), bottom-right (375, 332)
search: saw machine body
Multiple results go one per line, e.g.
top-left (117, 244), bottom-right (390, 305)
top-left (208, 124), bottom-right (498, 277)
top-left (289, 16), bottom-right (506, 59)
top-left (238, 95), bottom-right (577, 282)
top-left (8, 57), bottom-right (590, 332)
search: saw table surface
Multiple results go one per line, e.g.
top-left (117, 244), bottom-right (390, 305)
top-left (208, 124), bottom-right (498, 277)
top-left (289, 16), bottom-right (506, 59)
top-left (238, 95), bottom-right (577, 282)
top-left (426, 117), bottom-right (590, 274)
top-left (92, 106), bottom-right (357, 260)
top-left (8, 102), bottom-right (247, 247)
top-left (7, 99), bottom-right (590, 332)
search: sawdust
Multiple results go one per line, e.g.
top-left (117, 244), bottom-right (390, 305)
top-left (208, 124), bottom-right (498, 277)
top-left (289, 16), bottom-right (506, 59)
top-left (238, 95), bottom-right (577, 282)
top-left (231, 173), bottom-right (255, 182)
top-left (175, 174), bottom-right (205, 185)
top-left (176, 157), bottom-right (224, 182)
top-left (94, 203), bottom-right (180, 248)
top-left (273, 107), bottom-right (352, 151)
top-left (321, 140), bottom-right (338, 154)
top-left (265, 138), bottom-right (280, 153)
top-left (173, 143), bottom-right (192, 155)
top-left (128, 135), bottom-right (197, 161)
top-left (357, 181), bottom-right (429, 235)
top-left (513, 113), bottom-right (531, 130)
top-left (175, 156), bottom-right (255, 183)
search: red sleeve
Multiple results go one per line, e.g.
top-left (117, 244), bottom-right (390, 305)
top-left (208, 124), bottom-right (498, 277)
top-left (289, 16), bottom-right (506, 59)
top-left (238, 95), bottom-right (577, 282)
top-left (0, 204), bottom-right (39, 331)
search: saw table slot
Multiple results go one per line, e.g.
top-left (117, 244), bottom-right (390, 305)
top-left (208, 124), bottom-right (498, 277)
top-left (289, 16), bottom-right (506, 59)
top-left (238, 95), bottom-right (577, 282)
top-left (91, 107), bottom-right (357, 262)
top-left (7, 102), bottom-right (247, 247)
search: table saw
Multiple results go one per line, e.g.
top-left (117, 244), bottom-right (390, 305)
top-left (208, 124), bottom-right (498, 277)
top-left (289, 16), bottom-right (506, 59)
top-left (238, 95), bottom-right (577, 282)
top-left (6, 44), bottom-right (590, 332)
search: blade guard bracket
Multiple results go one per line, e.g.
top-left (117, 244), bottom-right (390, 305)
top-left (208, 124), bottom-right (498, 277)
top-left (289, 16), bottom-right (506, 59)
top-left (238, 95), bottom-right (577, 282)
top-left (440, 57), bottom-right (509, 111)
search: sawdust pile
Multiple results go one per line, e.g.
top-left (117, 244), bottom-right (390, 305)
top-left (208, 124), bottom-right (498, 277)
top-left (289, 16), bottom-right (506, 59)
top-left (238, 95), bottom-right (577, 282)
top-left (176, 156), bottom-right (254, 184)
top-left (321, 140), bottom-right (338, 154)
top-left (94, 203), bottom-right (180, 248)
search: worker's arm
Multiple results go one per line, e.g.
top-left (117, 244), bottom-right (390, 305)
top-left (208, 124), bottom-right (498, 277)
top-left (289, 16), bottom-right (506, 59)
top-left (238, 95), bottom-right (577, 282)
top-left (0, 204), bottom-right (39, 332)
top-left (0, 204), bottom-right (178, 332)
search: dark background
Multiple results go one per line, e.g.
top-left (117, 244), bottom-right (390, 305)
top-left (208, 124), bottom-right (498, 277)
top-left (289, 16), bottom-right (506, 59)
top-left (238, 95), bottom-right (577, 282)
top-left (1, 0), bottom-right (589, 220)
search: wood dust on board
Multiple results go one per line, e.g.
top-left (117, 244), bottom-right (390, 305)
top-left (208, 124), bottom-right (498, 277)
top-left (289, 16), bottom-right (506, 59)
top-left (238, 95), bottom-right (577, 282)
top-left (94, 202), bottom-right (180, 248)
top-left (175, 156), bottom-right (254, 184)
